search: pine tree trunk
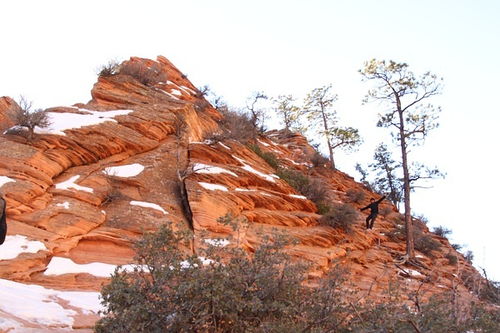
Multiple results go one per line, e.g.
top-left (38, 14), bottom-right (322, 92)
top-left (397, 104), bottom-right (415, 259)
top-left (320, 104), bottom-right (336, 170)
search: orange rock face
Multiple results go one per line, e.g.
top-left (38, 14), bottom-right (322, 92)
top-left (0, 56), bottom-right (484, 330)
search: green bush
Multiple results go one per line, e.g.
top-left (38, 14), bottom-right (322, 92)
top-left (319, 203), bottom-right (358, 233)
top-left (96, 222), bottom-right (500, 332)
top-left (248, 143), bottom-right (280, 170)
top-left (415, 234), bottom-right (442, 256)
top-left (433, 225), bottom-right (452, 238)
top-left (276, 168), bottom-right (329, 209)
top-left (445, 253), bottom-right (458, 265)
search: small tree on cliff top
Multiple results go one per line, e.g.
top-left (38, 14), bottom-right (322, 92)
top-left (360, 59), bottom-right (443, 262)
top-left (303, 84), bottom-right (361, 170)
top-left (10, 96), bottom-right (50, 141)
top-left (273, 94), bottom-right (303, 132)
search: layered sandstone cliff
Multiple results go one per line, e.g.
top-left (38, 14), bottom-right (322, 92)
top-left (0, 56), bottom-right (483, 331)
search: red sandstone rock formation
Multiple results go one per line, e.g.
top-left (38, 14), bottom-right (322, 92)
top-left (0, 56), bottom-right (485, 331)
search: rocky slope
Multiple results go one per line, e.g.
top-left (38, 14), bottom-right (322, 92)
top-left (0, 56), bottom-right (484, 331)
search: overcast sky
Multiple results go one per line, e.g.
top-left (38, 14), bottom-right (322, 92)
top-left (1, 0), bottom-right (499, 279)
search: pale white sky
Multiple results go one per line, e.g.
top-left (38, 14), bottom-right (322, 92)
top-left (1, 0), bottom-right (499, 279)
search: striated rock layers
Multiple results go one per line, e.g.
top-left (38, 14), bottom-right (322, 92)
top-left (0, 56), bottom-right (483, 331)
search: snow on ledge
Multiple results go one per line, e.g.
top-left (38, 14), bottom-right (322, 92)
top-left (44, 257), bottom-right (137, 277)
top-left (55, 175), bottom-right (93, 193)
top-left (35, 108), bottom-right (133, 136)
top-left (0, 278), bottom-right (103, 328)
top-left (233, 156), bottom-right (278, 183)
top-left (56, 202), bottom-right (70, 209)
top-left (199, 182), bottom-right (228, 191)
top-left (289, 194), bottom-right (307, 200)
top-left (104, 163), bottom-right (145, 177)
top-left (193, 163), bottom-right (238, 177)
top-left (0, 176), bottom-right (15, 188)
top-left (130, 200), bottom-right (168, 214)
top-left (0, 235), bottom-right (47, 260)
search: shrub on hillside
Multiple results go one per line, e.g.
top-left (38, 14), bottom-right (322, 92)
top-left (445, 253), bottom-right (458, 265)
top-left (319, 203), bottom-right (358, 233)
top-left (8, 97), bottom-right (50, 141)
top-left (276, 168), bottom-right (329, 208)
top-left (346, 188), bottom-right (365, 203)
top-left (119, 61), bottom-right (167, 86)
top-left (415, 233), bottom-right (442, 256)
top-left (433, 225), bottom-right (452, 238)
top-left (310, 150), bottom-right (330, 167)
top-left (217, 108), bottom-right (257, 144)
top-left (248, 143), bottom-right (280, 170)
top-left (463, 250), bottom-right (474, 263)
top-left (98, 60), bottom-right (120, 77)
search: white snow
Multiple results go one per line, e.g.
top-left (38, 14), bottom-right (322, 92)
top-left (104, 163), bottom-right (145, 177)
top-left (257, 139), bottom-right (270, 147)
top-left (0, 176), bottom-right (15, 188)
top-left (289, 194), bottom-right (307, 200)
top-left (170, 89), bottom-right (183, 96)
top-left (0, 235), bottom-right (47, 260)
top-left (233, 156), bottom-right (278, 182)
top-left (0, 278), bottom-right (103, 327)
top-left (204, 239), bottom-right (230, 247)
top-left (199, 182), bottom-right (228, 192)
top-left (0, 317), bottom-right (23, 332)
top-left (44, 257), bottom-right (137, 277)
top-left (405, 269), bottom-right (424, 277)
top-left (130, 200), bottom-right (168, 214)
top-left (55, 175), bottom-right (94, 193)
top-left (56, 202), bottom-right (70, 209)
top-left (193, 163), bottom-right (238, 177)
top-left (179, 85), bottom-right (197, 95)
top-left (218, 142), bottom-right (231, 150)
top-left (235, 188), bottom-right (254, 192)
top-left (35, 108), bottom-right (133, 136)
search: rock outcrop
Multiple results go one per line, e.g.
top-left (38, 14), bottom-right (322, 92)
top-left (0, 56), bottom-right (485, 331)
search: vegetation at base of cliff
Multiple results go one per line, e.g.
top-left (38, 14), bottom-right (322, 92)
top-left (96, 221), bottom-right (500, 332)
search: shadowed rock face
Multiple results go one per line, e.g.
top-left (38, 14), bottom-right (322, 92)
top-left (0, 56), bottom-right (483, 330)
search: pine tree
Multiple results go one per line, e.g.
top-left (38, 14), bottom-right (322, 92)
top-left (360, 59), bottom-right (443, 261)
top-left (303, 84), bottom-right (361, 170)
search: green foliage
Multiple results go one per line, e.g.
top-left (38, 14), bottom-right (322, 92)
top-left (96, 222), bottom-right (500, 332)
top-left (433, 225), bottom-right (452, 238)
top-left (303, 84), bottom-right (361, 169)
top-left (445, 253), bottom-right (458, 265)
top-left (276, 168), bottom-right (329, 209)
top-left (414, 234), bottom-right (442, 256)
top-left (247, 143), bottom-right (280, 170)
top-left (319, 203), bottom-right (358, 233)
top-left (273, 94), bottom-right (303, 132)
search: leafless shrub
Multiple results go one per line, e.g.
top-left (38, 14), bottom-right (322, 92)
top-left (119, 61), bottom-right (167, 86)
top-left (98, 60), bottom-right (120, 77)
top-left (102, 171), bottom-right (127, 205)
top-left (217, 108), bottom-right (257, 144)
top-left (379, 205), bottom-right (393, 217)
top-left (346, 188), bottom-right (365, 203)
top-left (319, 203), bottom-right (358, 233)
top-left (8, 97), bottom-right (50, 141)
top-left (310, 151), bottom-right (330, 167)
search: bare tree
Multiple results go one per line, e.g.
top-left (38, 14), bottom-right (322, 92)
top-left (246, 91), bottom-right (268, 131)
top-left (10, 96), bottom-right (50, 141)
top-left (360, 59), bottom-right (443, 262)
